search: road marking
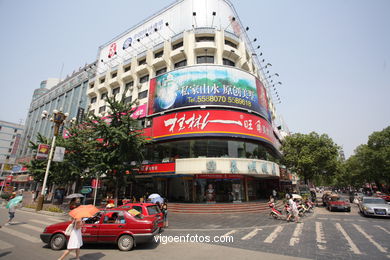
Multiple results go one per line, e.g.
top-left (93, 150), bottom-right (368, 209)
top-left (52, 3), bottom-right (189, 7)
top-left (335, 223), bottom-right (361, 255)
top-left (315, 222), bottom-right (326, 250)
top-left (289, 223), bottom-right (304, 246)
top-left (30, 219), bottom-right (57, 225)
top-left (19, 223), bottom-right (44, 232)
top-left (375, 225), bottom-right (390, 235)
top-left (222, 230), bottom-right (237, 237)
top-left (0, 240), bottom-right (14, 250)
top-left (264, 225), bottom-right (283, 243)
top-left (353, 224), bottom-right (387, 253)
top-left (241, 228), bottom-right (261, 240)
top-left (0, 227), bottom-right (41, 243)
top-left (317, 217), bottom-right (328, 220)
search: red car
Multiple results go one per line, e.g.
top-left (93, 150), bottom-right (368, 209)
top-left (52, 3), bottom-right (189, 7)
top-left (375, 192), bottom-right (390, 202)
top-left (117, 203), bottom-right (164, 228)
top-left (327, 196), bottom-right (351, 212)
top-left (40, 209), bottom-right (159, 251)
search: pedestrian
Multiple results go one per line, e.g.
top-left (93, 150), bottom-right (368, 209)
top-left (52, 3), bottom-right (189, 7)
top-left (272, 189), bottom-right (277, 200)
top-left (58, 218), bottom-right (83, 260)
top-left (161, 199), bottom-right (168, 228)
top-left (5, 201), bottom-right (17, 226)
top-left (292, 198), bottom-right (300, 223)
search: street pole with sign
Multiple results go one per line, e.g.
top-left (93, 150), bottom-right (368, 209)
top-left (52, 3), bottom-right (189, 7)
top-left (36, 110), bottom-right (69, 211)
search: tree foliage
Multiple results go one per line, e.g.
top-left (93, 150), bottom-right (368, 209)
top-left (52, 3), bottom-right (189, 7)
top-left (281, 132), bottom-right (341, 183)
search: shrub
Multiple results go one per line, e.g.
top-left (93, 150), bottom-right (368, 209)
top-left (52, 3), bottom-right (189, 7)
top-left (43, 205), bottom-right (63, 213)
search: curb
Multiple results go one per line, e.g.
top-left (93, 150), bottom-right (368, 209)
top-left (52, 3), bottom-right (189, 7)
top-left (20, 207), bottom-right (68, 217)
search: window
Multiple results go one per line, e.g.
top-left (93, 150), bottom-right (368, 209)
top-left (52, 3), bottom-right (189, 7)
top-left (6, 156), bottom-right (9, 160)
top-left (197, 55), bottom-right (214, 64)
top-left (196, 36), bottom-right (214, 42)
top-left (111, 72), bottom-right (117, 78)
top-left (14, 129), bottom-right (17, 133)
top-left (139, 74), bottom-right (149, 84)
top-left (124, 96), bottom-right (132, 104)
top-left (223, 58), bottom-right (235, 67)
top-left (124, 65), bottom-right (131, 72)
top-left (90, 109), bottom-right (95, 114)
top-left (174, 59), bottom-right (187, 68)
top-left (225, 39), bottom-right (237, 49)
top-left (132, 206), bottom-right (143, 213)
top-left (101, 92), bottom-right (108, 100)
top-left (99, 106), bottom-right (106, 113)
top-left (89, 83), bottom-right (94, 89)
top-left (8, 148), bottom-right (12, 153)
top-left (156, 67), bottom-right (167, 76)
top-left (12, 135), bottom-right (16, 139)
top-left (103, 211), bottom-right (125, 224)
top-left (10, 142), bottom-right (14, 146)
top-left (154, 50), bottom-right (163, 58)
top-left (125, 81), bottom-right (134, 89)
top-left (138, 59), bottom-right (146, 66)
top-left (100, 77), bottom-right (105, 84)
top-left (90, 97), bottom-right (97, 104)
top-left (172, 41), bottom-right (183, 50)
top-left (112, 87), bottom-right (120, 96)
top-left (138, 90), bottom-right (148, 99)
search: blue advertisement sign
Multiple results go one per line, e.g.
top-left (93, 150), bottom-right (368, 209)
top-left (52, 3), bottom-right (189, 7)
top-left (148, 65), bottom-right (270, 122)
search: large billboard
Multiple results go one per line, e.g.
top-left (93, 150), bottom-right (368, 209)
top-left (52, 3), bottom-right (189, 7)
top-left (148, 65), bottom-right (270, 122)
top-left (151, 109), bottom-right (276, 146)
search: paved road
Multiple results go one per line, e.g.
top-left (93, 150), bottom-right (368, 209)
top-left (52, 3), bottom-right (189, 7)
top-left (0, 203), bottom-right (388, 260)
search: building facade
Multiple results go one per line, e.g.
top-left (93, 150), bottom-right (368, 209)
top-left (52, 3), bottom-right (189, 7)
top-left (88, 0), bottom-right (287, 202)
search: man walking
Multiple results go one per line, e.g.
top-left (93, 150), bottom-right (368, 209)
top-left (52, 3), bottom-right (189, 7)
top-left (5, 203), bottom-right (16, 226)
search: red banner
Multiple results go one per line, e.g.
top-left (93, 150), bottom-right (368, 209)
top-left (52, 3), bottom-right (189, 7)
top-left (91, 179), bottom-right (101, 188)
top-left (151, 109), bottom-right (276, 145)
top-left (139, 163), bottom-right (175, 174)
top-left (6, 175), bottom-right (13, 182)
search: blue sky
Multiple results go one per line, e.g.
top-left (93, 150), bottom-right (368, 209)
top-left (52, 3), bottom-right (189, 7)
top-left (0, 0), bottom-right (389, 158)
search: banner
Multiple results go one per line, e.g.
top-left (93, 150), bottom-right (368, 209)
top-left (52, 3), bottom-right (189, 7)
top-left (53, 147), bottom-right (65, 162)
top-left (36, 144), bottom-right (50, 159)
top-left (148, 65), bottom-right (270, 122)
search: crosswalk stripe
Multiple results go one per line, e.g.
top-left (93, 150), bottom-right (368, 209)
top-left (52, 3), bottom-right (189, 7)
top-left (375, 225), bottom-right (390, 235)
top-left (241, 228), bottom-right (261, 240)
top-left (289, 223), bottom-right (304, 246)
top-left (335, 222), bottom-right (362, 255)
top-left (0, 227), bottom-right (41, 243)
top-left (20, 223), bottom-right (44, 232)
top-left (315, 222), bottom-right (326, 250)
top-left (353, 224), bottom-right (387, 254)
top-left (30, 219), bottom-right (57, 225)
top-left (222, 230), bottom-right (237, 237)
top-left (264, 225), bottom-right (283, 243)
top-left (0, 239), bottom-right (14, 250)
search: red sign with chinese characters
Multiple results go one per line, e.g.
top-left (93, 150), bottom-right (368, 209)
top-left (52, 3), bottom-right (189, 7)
top-left (6, 175), bottom-right (13, 182)
top-left (139, 163), bottom-right (175, 174)
top-left (91, 179), bottom-right (101, 188)
top-left (151, 109), bottom-right (276, 145)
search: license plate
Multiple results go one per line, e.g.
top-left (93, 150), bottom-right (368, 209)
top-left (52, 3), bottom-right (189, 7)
top-left (375, 209), bottom-right (386, 215)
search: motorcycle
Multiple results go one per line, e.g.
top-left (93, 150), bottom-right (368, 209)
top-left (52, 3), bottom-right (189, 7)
top-left (269, 202), bottom-right (285, 220)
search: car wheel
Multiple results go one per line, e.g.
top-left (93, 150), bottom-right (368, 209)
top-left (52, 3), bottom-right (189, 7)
top-left (117, 234), bottom-right (134, 251)
top-left (50, 233), bottom-right (66, 250)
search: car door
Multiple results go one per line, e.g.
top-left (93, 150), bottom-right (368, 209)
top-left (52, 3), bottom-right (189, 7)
top-left (98, 211), bottom-right (127, 243)
top-left (81, 212), bottom-right (102, 242)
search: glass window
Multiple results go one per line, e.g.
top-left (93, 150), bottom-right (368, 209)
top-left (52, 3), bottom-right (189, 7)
top-left (90, 97), bottom-right (97, 104)
top-left (100, 77), bottom-right (105, 84)
top-left (101, 92), bottom-right (108, 100)
top-left (225, 39), bottom-right (237, 49)
top-left (124, 96), bottom-right (132, 104)
top-left (99, 106), bottom-right (106, 113)
top-left (112, 87), bottom-right (120, 96)
top-left (132, 206), bottom-right (143, 214)
top-left (156, 67), bottom-right (167, 76)
top-left (172, 41), bottom-right (183, 50)
top-left (138, 90), bottom-right (148, 99)
top-left (154, 50), bottom-right (163, 58)
top-left (139, 75), bottom-right (149, 84)
top-left (174, 59), bottom-right (187, 68)
top-left (138, 59), bottom-right (146, 66)
top-left (196, 36), bottom-right (214, 42)
top-left (223, 58), bottom-right (235, 67)
top-left (124, 65), bottom-right (131, 72)
top-left (111, 72), bottom-right (117, 78)
top-left (125, 81), bottom-right (134, 89)
top-left (197, 56), bottom-right (214, 64)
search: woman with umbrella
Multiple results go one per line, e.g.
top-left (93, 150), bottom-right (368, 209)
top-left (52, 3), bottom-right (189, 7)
top-left (5, 195), bottom-right (23, 226)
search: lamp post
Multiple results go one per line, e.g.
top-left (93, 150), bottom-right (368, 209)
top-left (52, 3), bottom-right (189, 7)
top-left (36, 109), bottom-right (69, 211)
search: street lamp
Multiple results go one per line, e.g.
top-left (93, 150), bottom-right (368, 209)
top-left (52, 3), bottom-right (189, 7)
top-left (36, 109), bottom-right (69, 211)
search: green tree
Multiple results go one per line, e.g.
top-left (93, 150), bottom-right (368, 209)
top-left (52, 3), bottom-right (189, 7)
top-left (281, 132), bottom-right (341, 183)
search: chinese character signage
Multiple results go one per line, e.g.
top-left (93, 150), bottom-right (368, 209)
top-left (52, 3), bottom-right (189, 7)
top-left (36, 144), bottom-right (50, 159)
top-left (139, 163), bottom-right (175, 174)
top-left (151, 109), bottom-right (276, 146)
top-left (148, 66), bottom-right (270, 122)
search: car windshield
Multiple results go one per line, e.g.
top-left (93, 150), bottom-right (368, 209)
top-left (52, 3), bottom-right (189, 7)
top-left (147, 205), bottom-right (161, 215)
top-left (363, 198), bottom-right (386, 204)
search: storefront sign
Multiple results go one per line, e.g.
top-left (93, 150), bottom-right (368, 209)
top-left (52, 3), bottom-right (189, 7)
top-left (6, 175), bottom-right (13, 182)
top-left (148, 66), bottom-right (270, 122)
top-left (131, 103), bottom-right (147, 119)
top-left (139, 163), bottom-right (175, 174)
top-left (151, 109), bottom-right (276, 146)
top-left (13, 175), bottom-right (29, 182)
top-left (195, 174), bottom-right (243, 179)
top-left (91, 179), bottom-right (101, 188)
top-left (53, 147), bottom-right (65, 162)
top-left (80, 186), bottom-right (93, 194)
top-left (36, 144), bottom-right (50, 159)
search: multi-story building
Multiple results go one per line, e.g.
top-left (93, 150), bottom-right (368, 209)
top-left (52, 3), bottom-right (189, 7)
top-left (88, 0), bottom-right (286, 202)
top-left (0, 120), bottom-right (24, 189)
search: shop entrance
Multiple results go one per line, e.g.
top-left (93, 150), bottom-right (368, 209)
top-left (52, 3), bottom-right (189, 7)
top-left (197, 178), bottom-right (243, 203)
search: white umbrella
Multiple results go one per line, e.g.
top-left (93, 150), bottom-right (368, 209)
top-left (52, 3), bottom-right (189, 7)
top-left (151, 197), bottom-right (164, 204)
top-left (148, 193), bottom-right (161, 199)
top-left (292, 194), bottom-right (302, 200)
top-left (66, 193), bottom-right (85, 199)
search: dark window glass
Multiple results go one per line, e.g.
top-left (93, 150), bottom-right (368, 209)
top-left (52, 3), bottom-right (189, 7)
top-left (154, 51), bottom-right (163, 58)
top-left (223, 58), bottom-right (235, 67)
top-left (100, 78), bottom-right (105, 84)
top-left (139, 75), bottom-right (149, 83)
top-left (111, 72), bottom-right (117, 78)
top-left (196, 36), bottom-right (214, 42)
top-left (99, 106), bottom-right (106, 113)
top-left (101, 92), bottom-right (108, 100)
top-left (89, 83), bottom-right (94, 89)
top-left (172, 41), bottom-right (183, 50)
top-left (125, 81), bottom-right (134, 88)
top-left (124, 65), bottom-right (131, 72)
top-left (174, 59), bottom-right (187, 68)
top-left (90, 97), bottom-right (97, 104)
top-left (124, 96), bottom-right (132, 104)
top-left (138, 59), bottom-right (146, 65)
top-left (138, 90), bottom-right (148, 99)
top-left (156, 67), bottom-right (167, 76)
top-left (112, 87), bottom-right (120, 96)
top-left (197, 56), bottom-right (214, 64)
top-left (225, 39), bottom-right (237, 49)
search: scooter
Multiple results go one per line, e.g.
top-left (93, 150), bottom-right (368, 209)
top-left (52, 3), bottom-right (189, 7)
top-left (269, 202), bottom-right (285, 220)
